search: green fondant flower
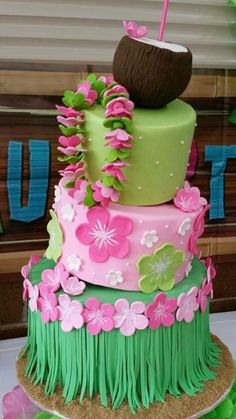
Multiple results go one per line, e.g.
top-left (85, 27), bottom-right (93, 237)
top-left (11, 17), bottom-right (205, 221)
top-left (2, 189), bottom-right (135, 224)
top-left (45, 210), bottom-right (63, 262)
top-left (137, 243), bottom-right (185, 293)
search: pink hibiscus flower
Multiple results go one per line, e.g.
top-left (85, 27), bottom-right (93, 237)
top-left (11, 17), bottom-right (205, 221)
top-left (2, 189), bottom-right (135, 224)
top-left (26, 281), bottom-right (39, 312)
top-left (105, 97), bottom-right (134, 119)
top-left (98, 75), bottom-right (114, 86)
top-left (174, 181), bottom-right (207, 213)
top-left (59, 162), bottom-right (86, 182)
top-left (56, 105), bottom-right (84, 118)
top-left (68, 179), bottom-right (88, 203)
top-left (21, 255), bottom-right (41, 300)
top-left (76, 206), bottom-right (133, 263)
top-left (2, 385), bottom-right (41, 419)
top-left (41, 263), bottom-right (69, 292)
top-left (92, 181), bottom-right (119, 206)
top-left (57, 114), bottom-right (84, 127)
top-left (38, 287), bottom-right (58, 323)
top-left (113, 299), bottom-right (148, 336)
top-left (76, 80), bottom-right (98, 105)
top-left (176, 287), bottom-right (199, 323)
top-left (123, 20), bottom-right (148, 38)
top-left (104, 128), bottom-right (132, 149)
top-left (145, 293), bottom-right (177, 329)
top-left (198, 280), bottom-right (212, 313)
top-left (189, 204), bottom-right (210, 256)
top-left (102, 161), bottom-right (128, 182)
top-left (83, 297), bottom-right (114, 335)
top-left (103, 84), bottom-right (128, 98)
top-left (61, 275), bottom-right (86, 296)
top-left (57, 294), bottom-right (84, 332)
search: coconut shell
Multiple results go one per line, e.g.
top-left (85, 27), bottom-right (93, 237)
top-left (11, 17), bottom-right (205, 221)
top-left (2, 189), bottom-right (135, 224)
top-left (113, 36), bottom-right (192, 108)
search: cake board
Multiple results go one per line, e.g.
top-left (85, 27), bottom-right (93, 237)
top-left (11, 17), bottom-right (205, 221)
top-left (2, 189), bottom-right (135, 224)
top-left (16, 335), bottom-right (235, 419)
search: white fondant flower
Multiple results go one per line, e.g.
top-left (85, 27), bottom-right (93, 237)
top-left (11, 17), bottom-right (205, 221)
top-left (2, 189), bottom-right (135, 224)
top-left (61, 203), bottom-right (75, 222)
top-left (178, 218), bottom-right (191, 236)
top-left (106, 270), bottom-right (124, 286)
top-left (185, 260), bottom-right (193, 277)
top-left (67, 254), bottom-right (82, 272)
top-left (54, 185), bottom-right (61, 203)
top-left (140, 230), bottom-right (159, 248)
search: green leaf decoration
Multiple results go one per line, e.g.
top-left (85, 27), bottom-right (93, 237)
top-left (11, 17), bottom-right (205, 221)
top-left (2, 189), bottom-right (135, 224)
top-left (45, 210), bottom-right (64, 262)
top-left (62, 90), bottom-right (74, 107)
top-left (113, 178), bottom-right (125, 191)
top-left (105, 149), bottom-right (120, 162)
top-left (102, 176), bottom-right (115, 187)
top-left (103, 117), bottom-right (133, 133)
top-left (29, 258), bottom-right (56, 285)
top-left (83, 184), bottom-right (96, 207)
top-left (64, 180), bottom-right (76, 188)
top-left (93, 80), bottom-right (105, 94)
top-left (228, 109), bottom-right (236, 125)
top-left (117, 148), bottom-right (131, 160)
top-left (87, 73), bottom-right (97, 84)
top-left (58, 154), bottom-right (83, 164)
top-left (34, 413), bottom-right (60, 419)
top-left (73, 92), bottom-right (87, 109)
top-left (58, 125), bottom-right (78, 136)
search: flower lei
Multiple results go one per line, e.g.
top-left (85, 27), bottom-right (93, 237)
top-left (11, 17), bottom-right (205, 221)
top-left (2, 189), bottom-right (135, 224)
top-left (56, 74), bottom-right (134, 207)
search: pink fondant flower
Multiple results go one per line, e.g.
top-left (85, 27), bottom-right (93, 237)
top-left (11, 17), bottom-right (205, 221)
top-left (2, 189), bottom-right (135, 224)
top-left (68, 179), bottom-right (88, 203)
top-left (176, 287), bottom-right (199, 323)
top-left (98, 75), bottom-right (114, 86)
top-left (189, 204), bottom-right (210, 256)
top-left (59, 162), bottom-right (86, 182)
top-left (113, 299), bottom-right (148, 336)
top-left (102, 161), bottom-right (128, 182)
top-left (174, 181), bottom-right (207, 213)
top-left (145, 293), bottom-right (177, 329)
top-left (41, 263), bottom-right (69, 292)
top-left (56, 105), bottom-right (84, 118)
top-left (123, 20), bottom-right (148, 38)
top-left (2, 385), bottom-right (41, 419)
top-left (27, 281), bottom-right (39, 312)
top-left (57, 294), bottom-right (84, 332)
top-left (92, 180), bottom-right (119, 206)
top-left (76, 206), bottom-right (133, 263)
top-left (83, 297), bottom-right (114, 335)
top-left (21, 255), bottom-right (41, 300)
top-left (104, 128), bottom-right (132, 149)
top-left (105, 97), bottom-right (134, 119)
top-left (203, 257), bottom-right (216, 298)
top-left (198, 279), bottom-right (212, 313)
top-left (58, 135), bottom-right (83, 147)
top-left (104, 84), bottom-right (128, 98)
top-left (61, 276), bottom-right (86, 296)
top-left (76, 80), bottom-right (98, 105)
top-left (38, 287), bottom-right (58, 323)
top-left (57, 146), bottom-right (79, 155)
top-left (57, 114), bottom-right (84, 126)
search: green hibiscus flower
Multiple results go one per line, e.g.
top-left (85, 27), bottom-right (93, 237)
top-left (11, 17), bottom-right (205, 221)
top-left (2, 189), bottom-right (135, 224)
top-left (45, 210), bottom-right (63, 262)
top-left (137, 243), bottom-right (185, 293)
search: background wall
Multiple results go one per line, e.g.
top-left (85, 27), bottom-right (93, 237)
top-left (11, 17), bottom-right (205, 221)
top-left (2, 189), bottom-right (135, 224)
top-left (0, 0), bottom-right (236, 339)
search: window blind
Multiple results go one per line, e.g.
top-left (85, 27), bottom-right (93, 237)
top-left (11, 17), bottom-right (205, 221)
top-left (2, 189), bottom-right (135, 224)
top-left (0, 0), bottom-right (235, 68)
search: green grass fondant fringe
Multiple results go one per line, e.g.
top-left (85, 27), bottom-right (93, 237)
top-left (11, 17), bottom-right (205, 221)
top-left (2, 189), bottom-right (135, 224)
top-left (25, 306), bottom-right (220, 414)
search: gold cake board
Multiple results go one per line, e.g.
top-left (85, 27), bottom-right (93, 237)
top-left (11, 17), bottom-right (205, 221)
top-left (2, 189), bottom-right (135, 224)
top-left (16, 335), bottom-right (235, 419)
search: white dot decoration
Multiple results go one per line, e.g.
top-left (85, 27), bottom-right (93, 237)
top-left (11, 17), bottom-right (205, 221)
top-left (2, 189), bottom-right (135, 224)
top-left (139, 220), bottom-right (143, 224)
top-left (187, 163), bottom-right (190, 167)
top-left (165, 224), bottom-right (169, 229)
top-left (176, 186), bottom-right (179, 190)
top-left (189, 150), bottom-right (191, 154)
top-left (170, 173), bottom-right (174, 177)
top-left (125, 262), bottom-right (129, 266)
top-left (88, 138), bottom-right (92, 142)
top-left (139, 136), bottom-right (143, 140)
top-left (195, 123), bottom-right (198, 127)
top-left (155, 160), bottom-right (160, 165)
top-left (138, 186), bottom-right (142, 190)
top-left (180, 241), bottom-right (184, 245)
top-left (181, 140), bottom-right (185, 145)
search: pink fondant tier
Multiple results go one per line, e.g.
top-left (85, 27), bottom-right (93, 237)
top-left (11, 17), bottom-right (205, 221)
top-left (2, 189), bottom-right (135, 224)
top-left (51, 180), bottom-right (205, 292)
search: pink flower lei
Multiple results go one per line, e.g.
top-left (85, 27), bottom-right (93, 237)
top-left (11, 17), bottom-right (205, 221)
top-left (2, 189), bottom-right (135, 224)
top-left (56, 74), bottom-right (134, 208)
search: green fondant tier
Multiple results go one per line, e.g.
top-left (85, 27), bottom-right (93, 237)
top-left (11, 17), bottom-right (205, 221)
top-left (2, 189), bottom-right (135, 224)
top-left (24, 257), bottom-right (220, 413)
top-left (30, 257), bottom-right (205, 303)
top-left (84, 99), bottom-right (196, 206)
